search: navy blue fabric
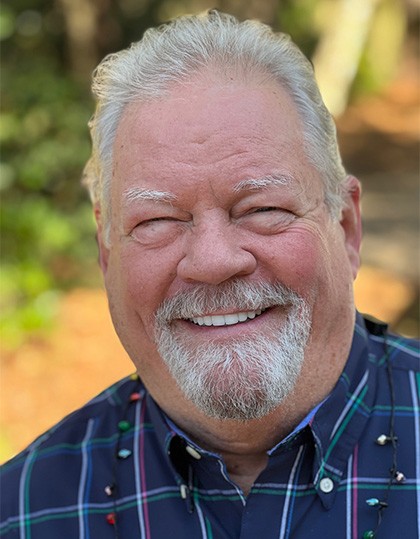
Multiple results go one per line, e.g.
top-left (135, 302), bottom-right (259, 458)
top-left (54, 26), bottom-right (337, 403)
top-left (1, 314), bottom-right (419, 538)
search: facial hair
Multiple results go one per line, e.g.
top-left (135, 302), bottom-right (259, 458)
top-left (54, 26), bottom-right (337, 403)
top-left (154, 280), bottom-right (312, 421)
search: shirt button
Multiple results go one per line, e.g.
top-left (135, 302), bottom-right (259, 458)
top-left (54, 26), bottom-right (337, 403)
top-left (185, 445), bottom-right (202, 460)
top-left (319, 477), bottom-right (334, 493)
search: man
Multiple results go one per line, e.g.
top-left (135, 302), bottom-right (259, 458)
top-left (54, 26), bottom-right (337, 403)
top-left (1, 10), bottom-right (419, 539)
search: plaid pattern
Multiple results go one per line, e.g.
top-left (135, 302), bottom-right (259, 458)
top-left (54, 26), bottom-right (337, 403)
top-left (1, 313), bottom-right (419, 538)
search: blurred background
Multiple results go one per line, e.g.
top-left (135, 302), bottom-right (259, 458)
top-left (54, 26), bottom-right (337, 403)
top-left (1, 0), bottom-right (419, 462)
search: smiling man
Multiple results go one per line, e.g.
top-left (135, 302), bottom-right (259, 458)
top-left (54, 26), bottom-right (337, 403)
top-left (1, 10), bottom-right (419, 539)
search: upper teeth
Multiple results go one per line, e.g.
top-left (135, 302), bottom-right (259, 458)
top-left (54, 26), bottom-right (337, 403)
top-left (190, 309), bottom-right (263, 327)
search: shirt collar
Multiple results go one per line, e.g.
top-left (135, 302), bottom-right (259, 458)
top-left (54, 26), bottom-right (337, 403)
top-left (309, 312), bottom-right (382, 508)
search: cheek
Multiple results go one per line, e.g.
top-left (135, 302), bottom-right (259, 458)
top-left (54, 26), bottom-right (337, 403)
top-left (260, 229), bottom-right (338, 301)
top-left (103, 248), bottom-right (171, 360)
top-left (107, 244), bottom-right (180, 317)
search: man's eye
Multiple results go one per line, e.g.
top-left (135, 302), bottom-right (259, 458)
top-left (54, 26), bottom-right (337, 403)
top-left (253, 207), bottom-right (278, 213)
top-left (241, 206), bottom-right (295, 233)
top-left (130, 218), bottom-right (184, 245)
top-left (249, 206), bottom-right (291, 217)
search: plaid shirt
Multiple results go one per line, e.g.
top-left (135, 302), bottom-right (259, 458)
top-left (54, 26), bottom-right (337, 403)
top-left (1, 314), bottom-right (419, 539)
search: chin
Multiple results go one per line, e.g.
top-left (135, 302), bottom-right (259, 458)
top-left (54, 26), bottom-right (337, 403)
top-left (199, 349), bottom-right (301, 418)
top-left (191, 386), bottom-right (286, 422)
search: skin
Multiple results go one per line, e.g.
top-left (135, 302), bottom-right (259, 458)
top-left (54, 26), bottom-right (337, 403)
top-left (96, 74), bottom-right (362, 495)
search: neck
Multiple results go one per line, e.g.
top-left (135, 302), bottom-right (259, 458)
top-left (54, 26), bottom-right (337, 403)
top-left (170, 388), bottom-right (328, 495)
top-left (221, 450), bottom-right (269, 497)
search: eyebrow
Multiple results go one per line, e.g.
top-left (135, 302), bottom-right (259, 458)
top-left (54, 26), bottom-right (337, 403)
top-left (123, 187), bottom-right (177, 204)
top-left (233, 174), bottom-right (292, 193)
top-left (122, 173), bottom-right (291, 204)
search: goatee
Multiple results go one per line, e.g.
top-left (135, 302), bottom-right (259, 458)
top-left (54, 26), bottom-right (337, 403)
top-left (154, 280), bottom-right (311, 421)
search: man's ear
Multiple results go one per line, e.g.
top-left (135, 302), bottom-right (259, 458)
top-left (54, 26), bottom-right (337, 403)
top-left (340, 175), bottom-right (362, 280)
top-left (94, 205), bottom-right (110, 275)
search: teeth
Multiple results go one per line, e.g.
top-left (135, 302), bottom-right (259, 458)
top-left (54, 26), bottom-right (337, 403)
top-left (190, 309), bottom-right (264, 327)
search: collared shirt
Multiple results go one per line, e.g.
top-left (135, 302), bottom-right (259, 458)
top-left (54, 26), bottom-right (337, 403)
top-left (1, 314), bottom-right (419, 538)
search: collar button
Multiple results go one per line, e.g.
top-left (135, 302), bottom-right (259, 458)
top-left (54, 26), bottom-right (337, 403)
top-left (319, 477), bottom-right (334, 493)
top-left (185, 445), bottom-right (202, 460)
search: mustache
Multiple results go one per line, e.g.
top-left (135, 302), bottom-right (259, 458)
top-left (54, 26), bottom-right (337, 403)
top-left (155, 280), bottom-right (304, 324)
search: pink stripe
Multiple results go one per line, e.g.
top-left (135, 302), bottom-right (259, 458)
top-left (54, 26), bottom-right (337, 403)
top-left (139, 397), bottom-right (151, 539)
top-left (352, 444), bottom-right (359, 539)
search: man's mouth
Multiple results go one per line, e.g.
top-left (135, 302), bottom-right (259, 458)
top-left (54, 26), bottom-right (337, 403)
top-left (188, 308), bottom-right (267, 327)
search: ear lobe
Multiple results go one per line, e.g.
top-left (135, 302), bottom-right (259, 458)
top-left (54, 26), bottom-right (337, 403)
top-left (94, 205), bottom-right (110, 275)
top-left (340, 176), bottom-right (362, 280)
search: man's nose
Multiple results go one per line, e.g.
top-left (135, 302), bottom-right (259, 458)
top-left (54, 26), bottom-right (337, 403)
top-left (177, 219), bottom-right (257, 285)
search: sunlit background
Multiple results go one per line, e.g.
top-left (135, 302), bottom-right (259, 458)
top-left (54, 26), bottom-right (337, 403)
top-left (1, 0), bottom-right (419, 462)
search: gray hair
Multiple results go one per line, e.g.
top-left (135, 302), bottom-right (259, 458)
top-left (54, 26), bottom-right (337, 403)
top-left (83, 10), bottom-right (347, 243)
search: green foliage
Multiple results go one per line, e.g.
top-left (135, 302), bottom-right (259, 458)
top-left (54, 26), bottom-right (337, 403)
top-left (277, 0), bottom-right (320, 55)
top-left (0, 0), bottom-right (409, 348)
top-left (351, 0), bottom-right (406, 97)
top-left (1, 3), bottom-right (97, 347)
top-left (1, 0), bottom-right (185, 347)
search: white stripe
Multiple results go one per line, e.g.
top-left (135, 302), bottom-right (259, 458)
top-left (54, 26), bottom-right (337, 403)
top-left (89, 378), bottom-right (130, 406)
top-left (194, 492), bottom-right (208, 539)
top-left (18, 452), bottom-right (34, 539)
top-left (370, 335), bottom-right (420, 357)
top-left (409, 371), bottom-right (420, 538)
top-left (345, 455), bottom-right (353, 539)
top-left (77, 419), bottom-right (95, 539)
top-left (12, 485), bottom-right (182, 526)
top-left (194, 486), bottom-right (247, 496)
top-left (330, 370), bottom-right (369, 440)
top-left (133, 399), bottom-right (146, 538)
top-left (338, 476), bottom-right (416, 486)
top-left (278, 445), bottom-right (305, 539)
top-left (218, 460), bottom-right (246, 506)
top-left (252, 482), bottom-right (304, 491)
top-left (18, 432), bottom-right (49, 539)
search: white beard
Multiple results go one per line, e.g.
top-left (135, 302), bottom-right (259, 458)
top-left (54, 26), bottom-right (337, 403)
top-left (154, 280), bottom-right (312, 421)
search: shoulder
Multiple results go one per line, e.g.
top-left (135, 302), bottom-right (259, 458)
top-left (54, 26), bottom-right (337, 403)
top-left (369, 329), bottom-right (420, 372)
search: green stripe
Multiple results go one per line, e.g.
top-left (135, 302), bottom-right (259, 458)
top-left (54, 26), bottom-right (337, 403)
top-left (23, 450), bottom-right (39, 539)
top-left (205, 517), bottom-right (213, 539)
top-left (5, 423), bottom-right (155, 466)
top-left (372, 404), bottom-right (418, 412)
top-left (5, 492), bottom-right (184, 531)
top-left (319, 385), bottom-right (369, 478)
top-left (340, 372), bottom-right (351, 386)
top-left (348, 392), bottom-right (370, 414)
top-left (378, 348), bottom-right (391, 366)
top-left (194, 493), bottom-right (242, 502)
top-left (4, 481), bottom-right (418, 535)
top-left (251, 487), bottom-right (317, 497)
top-left (387, 337), bottom-right (420, 354)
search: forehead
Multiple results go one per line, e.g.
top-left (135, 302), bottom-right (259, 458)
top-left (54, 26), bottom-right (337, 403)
top-left (112, 77), bottom-right (321, 200)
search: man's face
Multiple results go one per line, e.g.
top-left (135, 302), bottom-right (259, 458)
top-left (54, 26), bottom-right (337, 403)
top-left (98, 76), bottom-right (361, 421)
